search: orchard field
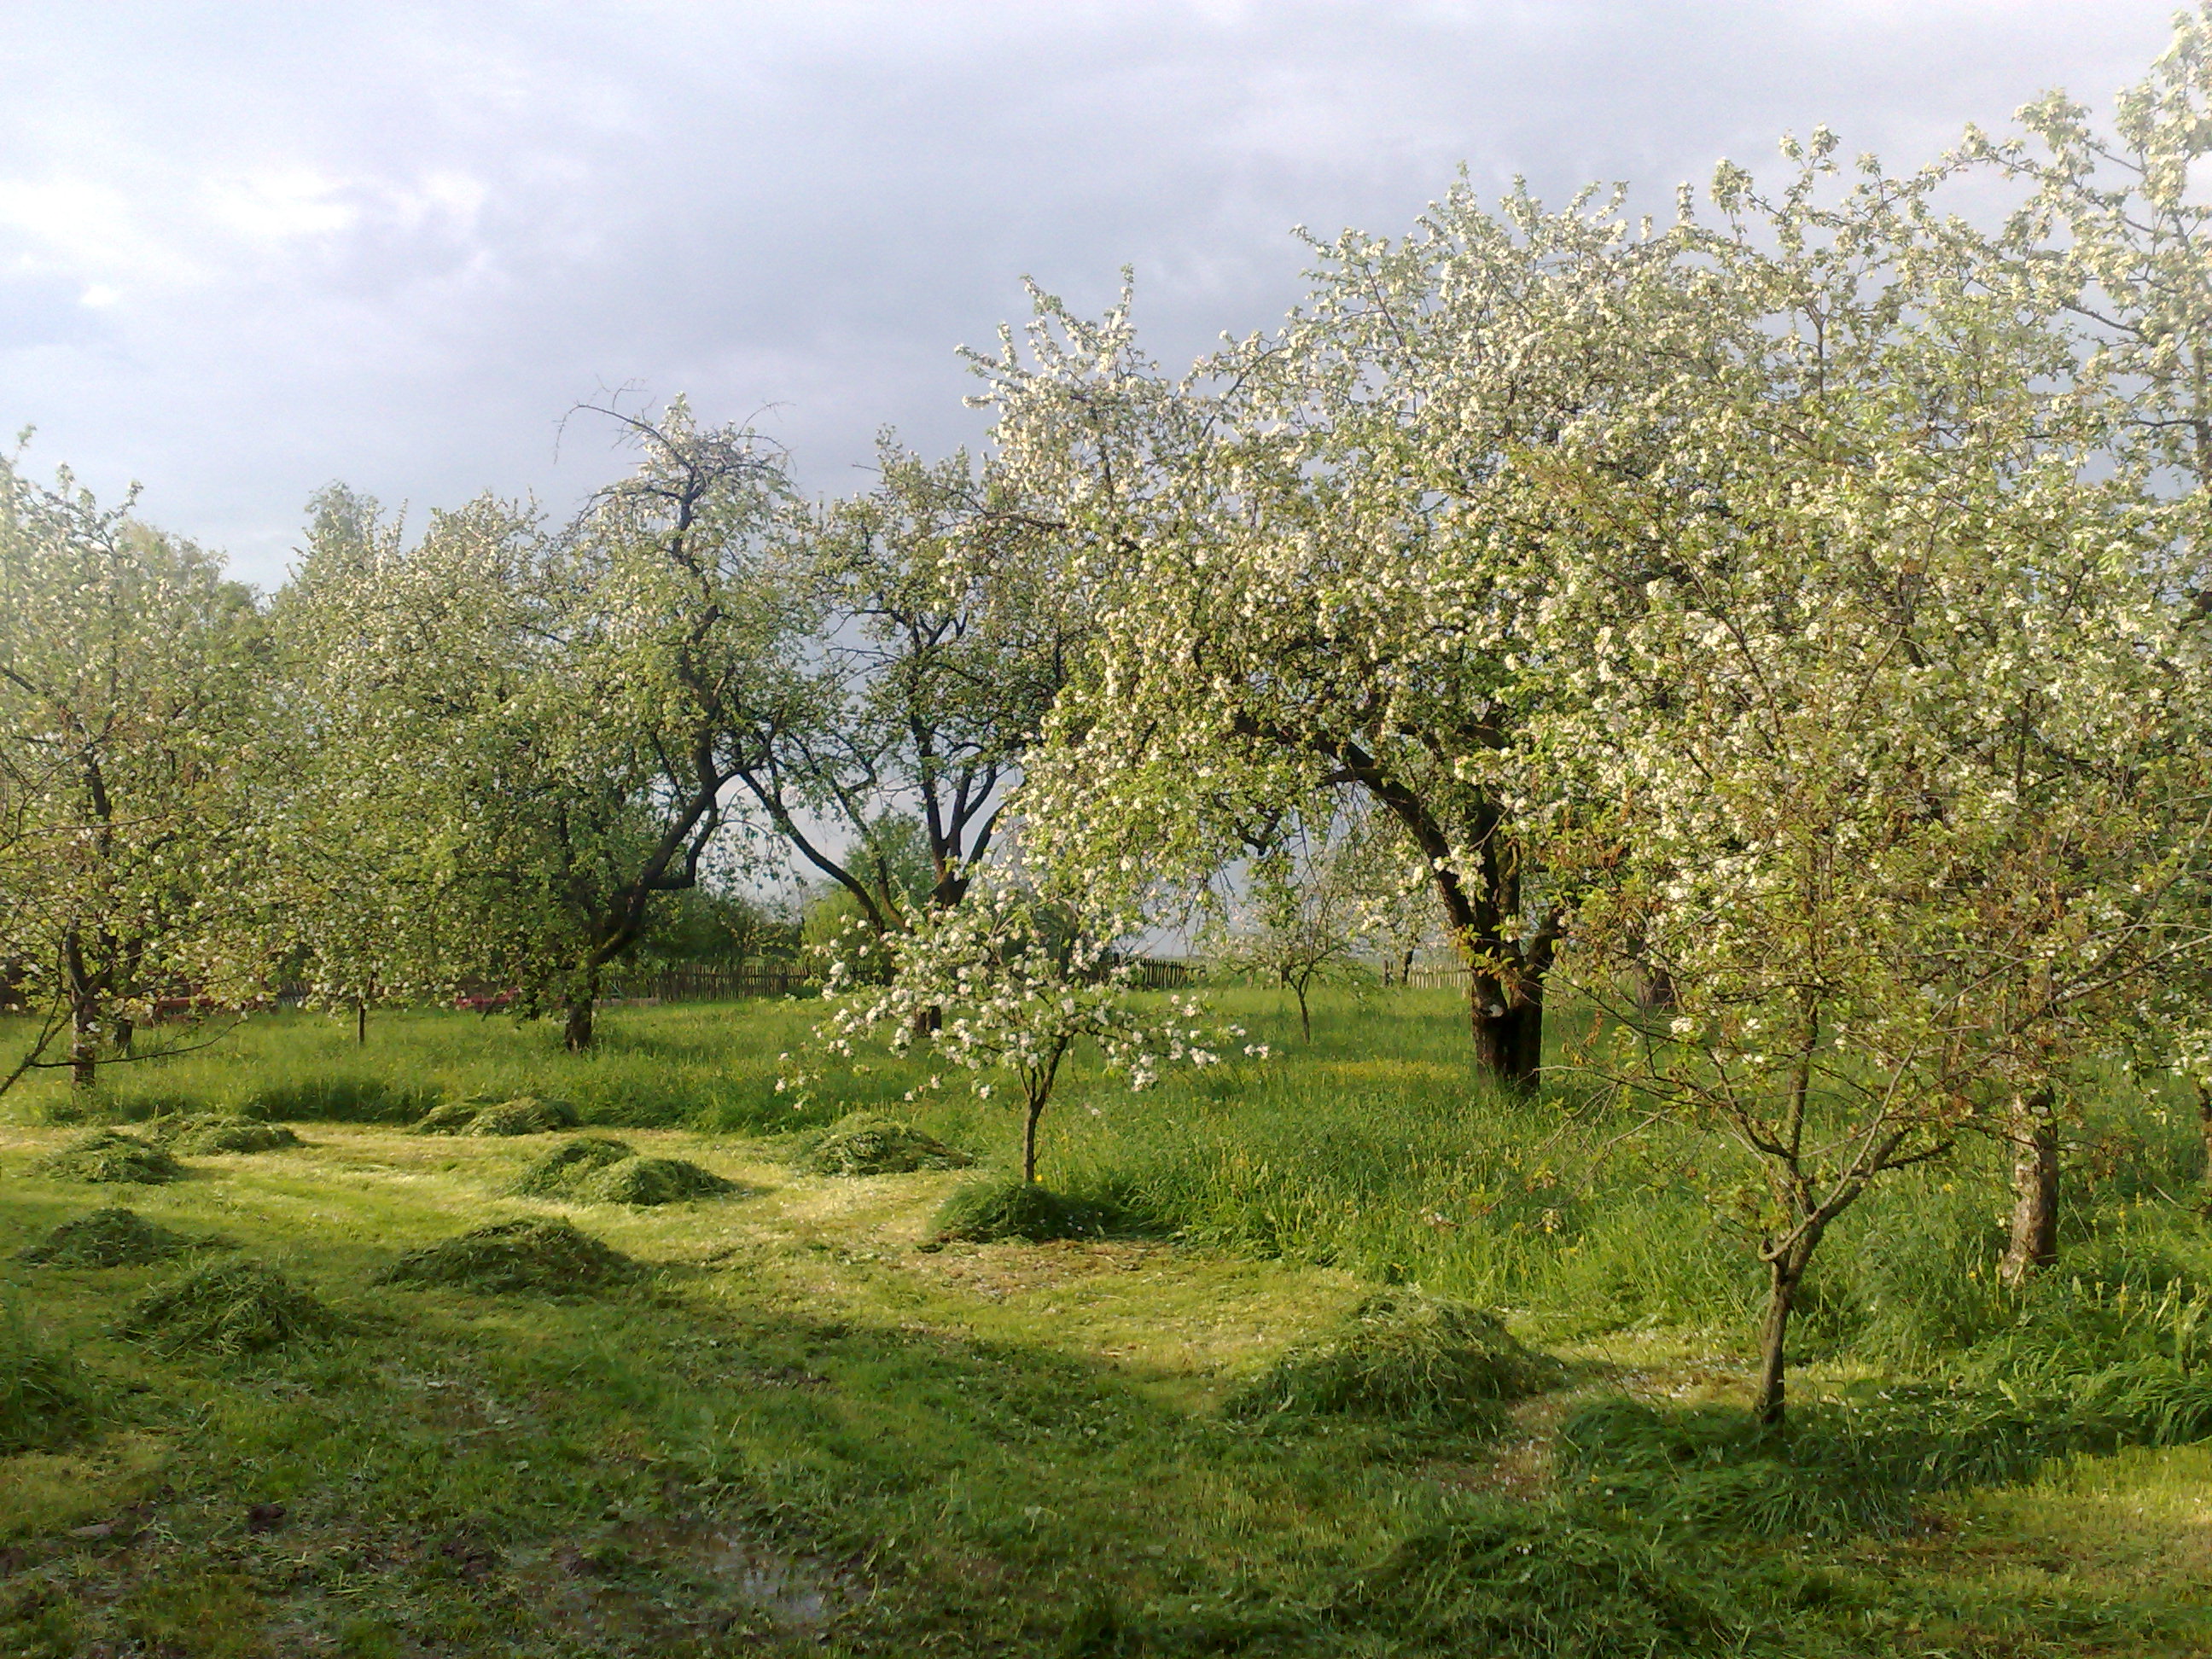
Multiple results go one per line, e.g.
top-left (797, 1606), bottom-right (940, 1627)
top-left (7, 989), bottom-right (2212, 1657)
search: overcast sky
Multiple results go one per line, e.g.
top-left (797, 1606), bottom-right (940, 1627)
top-left (0, 1), bottom-right (2180, 586)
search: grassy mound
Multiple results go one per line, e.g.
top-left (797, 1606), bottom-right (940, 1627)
top-left (31, 1130), bottom-right (184, 1185)
top-left (0, 1305), bottom-right (98, 1455)
top-left (376, 1219), bottom-right (642, 1295)
top-left (575, 1155), bottom-right (737, 1207)
top-left (792, 1112), bottom-right (973, 1176)
top-left (119, 1258), bottom-right (344, 1355)
top-left (931, 1177), bottom-right (1112, 1243)
top-left (508, 1137), bottom-right (639, 1196)
top-left (18, 1207), bottom-right (195, 1267)
top-left (163, 1115), bottom-right (302, 1155)
top-left (1225, 1289), bottom-right (1560, 1425)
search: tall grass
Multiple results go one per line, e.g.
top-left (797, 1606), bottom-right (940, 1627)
top-left (10, 984), bottom-right (2207, 1373)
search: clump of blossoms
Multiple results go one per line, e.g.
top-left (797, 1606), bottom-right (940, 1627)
top-left (789, 880), bottom-right (1260, 1184)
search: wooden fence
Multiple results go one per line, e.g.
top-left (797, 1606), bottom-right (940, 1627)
top-left (597, 968), bottom-right (812, 1004)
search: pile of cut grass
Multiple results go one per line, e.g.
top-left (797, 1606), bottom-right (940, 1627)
top-left (1560, 1357), bottom-right (2212, 1540)
top-left (159, 1115), bottom-right (302, 1155)
top-left (574, 1155), bottom-right (737, 1206)
top-left (1329, 1499), bottom-right (1755, 1659)
top-left (119, 1258), bottom-right (344, 1356)
top-left (416, 1096), bottom-right (581, 1137)
top-left (508, 1136), bottom-right (638, 1196)
top-left (0, 1303), bottom-right (98, 1454)
top-left (376, 1218), bottom-right (642, 1295)
top-left (18, 1207), bottom-right (197, 1267)
top-left (791, 1111), bottom-right (972, 1176)
top-left (509, 1138), bottom-right (741, 1206)
top-left (31, 1129), bottom-right (184, 1185)
top-left (1225, 1289), bottom-right (1560, 1428)
top-left (931, 1177), bottom-right (1113, 1243)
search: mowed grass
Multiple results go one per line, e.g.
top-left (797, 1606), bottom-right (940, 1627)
top-left (2, 992), bottom-right (2211, 1655)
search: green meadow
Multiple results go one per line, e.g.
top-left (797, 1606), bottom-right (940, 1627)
top-left (6, 990), bottom-right (2212, 1656)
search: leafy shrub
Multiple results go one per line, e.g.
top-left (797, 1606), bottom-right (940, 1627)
top-left (18, 1208), bottom-right (195, 1267)
top-left (376, 1219), bottom-right (641, 1295)
top-left (119, 1259), bottom-right (343, 1355)
top-left (1225, 1289), bottom-right (1560, 1426)
top-left (790, 1112), bottom-right (972, 1176)
top-left (574, 1155), bottom-right (737, 1206)
top-left (0, 1304), bottom-right (98, 1454)
top-left (930, 1178), bottom-right (1112, 1243)
top-left (161, 1116), bottom-right (301, 1155)
top-left (508, 1137), bottom-right (639, 1196)
top-left (31, 1131), bottom-right (184, 1185)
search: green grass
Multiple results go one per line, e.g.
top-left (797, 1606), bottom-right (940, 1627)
top-left (2, 989), bottom-right (2210, 1654)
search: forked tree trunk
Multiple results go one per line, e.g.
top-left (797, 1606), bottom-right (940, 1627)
top-left (2000, 1091), bottom-right (2059, 1286)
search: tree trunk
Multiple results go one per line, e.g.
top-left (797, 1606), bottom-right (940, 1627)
top-left (63, 930), bottom-right (99, 1090)
top-left (563, 995), bottom-right (595, 1053)
top-left (1294, 981), bottom-right (1312, 1042)
top-left (111, 1015), bottom-right (134, 1057)
top-left (2000, 1091), bottom-right (2059, 1286)
top-left (1467, 969), bottom-right (1542, 1091)
top-left (69, 1003), bottom-right (99, 1090)
top-left (1754, 1249), bottom-right (1810, 1428)
top-left (357, 998), bottom-right (368, 1046)
top-left (1022, 1096), bottom-right (1045, 1185)
top-left (1633, 959), bottom-right (1676, 1014)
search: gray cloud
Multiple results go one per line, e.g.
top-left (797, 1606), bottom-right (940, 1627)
top-left (0, 0), bottom-right (2179, 583)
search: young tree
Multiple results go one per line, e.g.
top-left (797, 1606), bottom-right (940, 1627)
top-left (803, 880), bottom-right (1254, 1184)
top-left (1199, 812), bottom-right (1371, 1040)
top-left (0, 447), bottom-right (272, 1091)
top-left (1548, 137), bottom-right (2212, 1422)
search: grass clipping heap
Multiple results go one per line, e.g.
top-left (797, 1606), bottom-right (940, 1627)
top-left (19, 1207), bottom-right (198, 1267)
top-left (377, 1218), bottom-right (643, 1295)
top-left (31, 1130), bottom-right (185, 1185)
top-left (931, 1177), bottom-right (1112, 1243)
top-left (1, 1307), bottom-right (97, 1455)
top-left (1225, 1289), bottom-right (1560, 1429)
top-left (509, 1138), bottom-right (740, 1206)
top-left (120, 1258), bottom-right (345, 1355)
top-left (792, 1112), bottom-right (973, 1177)
top-left (416, 1096), bottom-right (583, 1136)
top-left (154, 1114), bottom-right (302, 1155)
